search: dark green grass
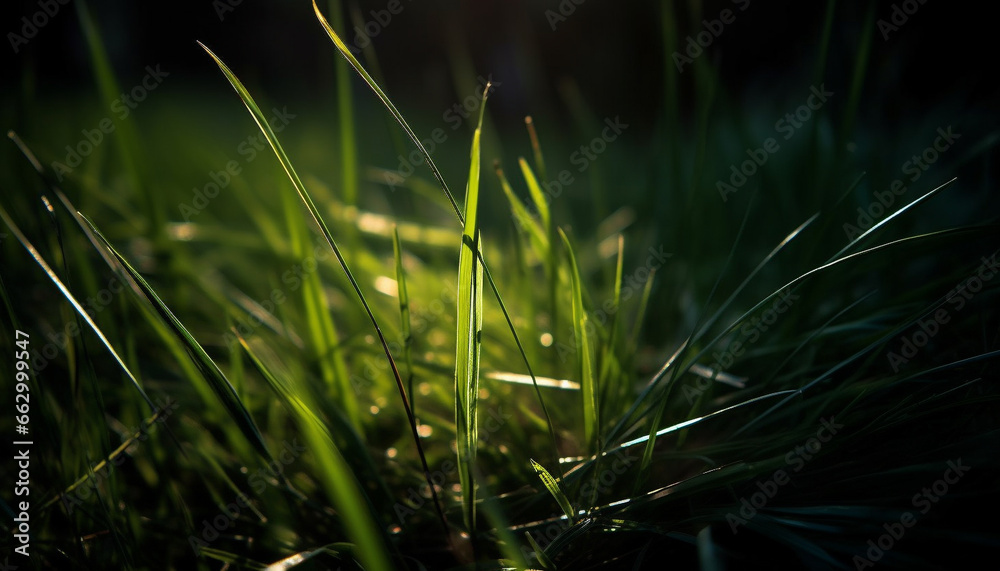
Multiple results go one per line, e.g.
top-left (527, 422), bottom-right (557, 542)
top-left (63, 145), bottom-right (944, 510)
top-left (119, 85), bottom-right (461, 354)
top-left (2, 1), bottom-right (999, 570)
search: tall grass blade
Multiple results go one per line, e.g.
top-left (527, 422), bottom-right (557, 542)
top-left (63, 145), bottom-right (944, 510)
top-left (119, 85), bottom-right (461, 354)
top-left (0, 205), bottom-right (155, 412)
top-left (311, 3), bottom-right (562, 475)
top-left (559, 228), bottom-right (598, 452)
top-left (455, 102), bottom-right (486, 532)
top-left (79, 214), bottom-right (275, 463)
top-left (198, 41), bottom-right (448, 537)
top-left (311, 0), bottom-right (461, 220)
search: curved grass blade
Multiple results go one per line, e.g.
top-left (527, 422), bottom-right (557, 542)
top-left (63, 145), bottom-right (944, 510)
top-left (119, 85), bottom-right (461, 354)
top-left (311, 0), bottom-right (461, 220)
top-left (495, 162), bottom-right (548, 258)
top-left (79, 214), bottom-right (275, 464)
top-left (0, 205), bottom-right (155, 412)
top-left (530, 459), bottom-right (575, 522)
top-left (559, 228), bottom-right (598, 452)
top-left (198, 42), bottom-right (449, 540)
top-left (830, 177), bottom-right (957, 261)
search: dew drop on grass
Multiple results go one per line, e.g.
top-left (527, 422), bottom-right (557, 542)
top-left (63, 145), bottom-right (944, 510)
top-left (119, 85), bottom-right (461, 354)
top-left (419, 382), bottom-right (432, 395)
top-left (370, 405), bottom-right (380, 414)
top-left (386, 447), bottom-right (397, 459)
top-left (418, 424), bottom-right (433, 437)
top-left (540, 332), bottom-right (553, 347)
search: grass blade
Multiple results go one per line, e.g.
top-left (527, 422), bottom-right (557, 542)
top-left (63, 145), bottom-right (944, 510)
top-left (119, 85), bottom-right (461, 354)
top-left (530, 459), bottom-right (575, 522)
top-left (0, 205), bottom-right (155, 412)
top-left (455, 102), bottom-right (486, 532)
top-left (559, 228), bottom-right (598, 452)
top-left (311, 0), bottom-right (461, 220)
top-left (79, 214), bottom-right (274, 463)
top-left (198, 41), bottom-right (449, 541)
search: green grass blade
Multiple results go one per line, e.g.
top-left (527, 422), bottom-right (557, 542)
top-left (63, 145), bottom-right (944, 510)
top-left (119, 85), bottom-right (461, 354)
top-left (830, 177), bottom-right (957, 261)
top-left (455, 114), bottom-right (485, 532)
top-left (0, 205), bottom-right (155, 412)
top-left (198, 41), bottom-right (449, 537)
top-left (309, 5), bottom-right (562, 476)
top-left (526, 532), bottom-right (557, 570)
top-left (529, 459), bottom-right (575, 522)
top-left (79, 214), bottom-right (275, 463)
top-left (495, 161), bottom-right (548, 258)
top-left (559, 228), bottom-right (598, 452)
top-left (518, 158), bottom-right (551, 233)
top-left (311, 0), bottom-right (461, 220)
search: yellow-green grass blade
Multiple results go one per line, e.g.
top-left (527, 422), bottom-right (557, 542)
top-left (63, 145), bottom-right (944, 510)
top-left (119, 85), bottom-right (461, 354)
top-left (199, 41), bottom-right (448, 535)
top-left (526, 532), bottom-right (557, 569)
top-left (518, 158), bottom-right (551, 233)
top-left (310, 6), bottom-right (562, 473)
top-left (530, 459), bottom-right (575, 522)
top-left (495, 161), bottom-right (548, 259)
top-left (455, 118), bottom-right (485, 531)
top-left (76, 0), bottom-right (160, 236)
top-left (392, 225), bottom-right (416, 414)
top-left (0, 205), bottom-right (155, 413)
top-left (559, 228), bottom-right (598, 452)
top-left (238, 335), bottom-right (393, 571)
top-left (311, 0), bottom-right (461, 220)
top-left (80, 214), bottom-right (275, 465)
